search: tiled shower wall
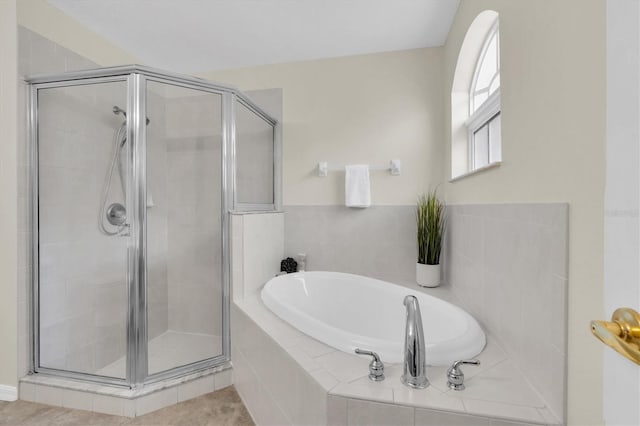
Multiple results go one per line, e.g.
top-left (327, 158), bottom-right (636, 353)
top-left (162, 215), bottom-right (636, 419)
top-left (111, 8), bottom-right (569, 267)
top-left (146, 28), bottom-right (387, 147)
top-left (17, 27), bottom-right (172, 376)
top-left (443, 203), bottom-right (568, 421)
top-left (36, 81), bottom-right (132, 373)
top-left (17, 27), bottom-right (99, 377)
top-left (164, 95), bottom-right (222, 336)
top-left (231, 213), bottom-right (285, 301)
top-left (145, 90), bottom-right (170, 340)
top-left (18, 27), bottom-right (229, 380)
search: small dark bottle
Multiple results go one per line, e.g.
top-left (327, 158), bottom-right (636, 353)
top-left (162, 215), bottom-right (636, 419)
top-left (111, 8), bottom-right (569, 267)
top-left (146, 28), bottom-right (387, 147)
top-left (280, 257), bottom-right (298, 274)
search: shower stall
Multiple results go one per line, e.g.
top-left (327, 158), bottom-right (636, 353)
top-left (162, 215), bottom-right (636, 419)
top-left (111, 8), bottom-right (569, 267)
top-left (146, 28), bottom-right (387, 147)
top-left (26, 65), bottom-right (278, 388)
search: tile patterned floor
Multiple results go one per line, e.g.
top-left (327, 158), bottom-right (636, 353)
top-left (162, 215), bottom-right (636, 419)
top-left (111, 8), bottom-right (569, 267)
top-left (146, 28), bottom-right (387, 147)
top-left (0, 386), bottom-right (253, 426)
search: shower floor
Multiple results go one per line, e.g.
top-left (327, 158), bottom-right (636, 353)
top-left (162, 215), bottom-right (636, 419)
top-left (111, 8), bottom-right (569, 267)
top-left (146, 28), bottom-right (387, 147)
top-left (97, 331), bottom-right (223, 378)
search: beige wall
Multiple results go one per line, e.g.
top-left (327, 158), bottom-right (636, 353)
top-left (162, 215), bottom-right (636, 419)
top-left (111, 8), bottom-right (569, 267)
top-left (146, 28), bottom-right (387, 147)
top-left (443, 1), bottom-right (605, 425)
top-left (0, 0), bottom-right (18, 393)
top-left (207, 12), bottom-right (607, 421)
top-left (203, 48), bottom-right (445, 205)
top-left (17, 0), bottom-right (138, 67)
top-left (16, 6), bottom-right (445, 207)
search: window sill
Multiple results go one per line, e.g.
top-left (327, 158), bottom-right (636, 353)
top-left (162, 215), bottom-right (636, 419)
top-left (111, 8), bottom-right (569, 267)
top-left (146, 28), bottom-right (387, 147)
top-left (449, 161), bottom-right (501, 183)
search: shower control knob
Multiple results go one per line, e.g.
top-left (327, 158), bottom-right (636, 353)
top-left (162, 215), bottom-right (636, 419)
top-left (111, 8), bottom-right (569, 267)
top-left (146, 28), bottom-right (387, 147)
top-left (106, 203), bottom-right (127, 227)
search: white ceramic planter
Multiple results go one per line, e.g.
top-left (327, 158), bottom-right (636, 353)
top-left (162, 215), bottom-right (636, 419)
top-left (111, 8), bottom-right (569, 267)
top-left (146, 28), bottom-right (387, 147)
top-left (416, 263), bottom-right (441, 288)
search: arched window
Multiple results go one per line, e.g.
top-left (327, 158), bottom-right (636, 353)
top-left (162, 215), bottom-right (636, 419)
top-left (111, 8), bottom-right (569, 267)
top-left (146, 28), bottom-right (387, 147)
top-left (467, 22), bottom-right (501, 170)
top-left (450, 11), bottom-right (501, 179)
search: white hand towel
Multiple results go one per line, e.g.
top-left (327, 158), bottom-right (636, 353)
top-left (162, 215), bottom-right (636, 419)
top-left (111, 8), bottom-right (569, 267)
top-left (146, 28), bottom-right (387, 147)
top-left (345, 165), bottom-right (371, 208)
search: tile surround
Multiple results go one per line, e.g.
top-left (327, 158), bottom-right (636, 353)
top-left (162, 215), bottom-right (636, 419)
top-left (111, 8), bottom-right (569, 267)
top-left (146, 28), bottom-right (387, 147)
top-left (19, 365), bottom-right (231, 417)
top-left (443, 203), bottom-right (568, 422)
top-left (32, 64), bottom-right (132, 376)
top-left (233, 203), bottom-right (565, 424)
top-left (231, 212), bottom-right (285, 301)
top-left (233, 298), bottom-right (555, 425)
top-left (60, 389), bottom-right (93, 411)
top-left (347, 399), bottom-right (414, 426)
top-left (284, 205), bottom-right (417, 283)
top-left (17, 27), bottom-right (138, 378)
top-left (164, 90), bottom-right (224, 339)
top-left (232, 303), bottom-right (327, 425)
top-left (415, 409), bottom-right (490, 426)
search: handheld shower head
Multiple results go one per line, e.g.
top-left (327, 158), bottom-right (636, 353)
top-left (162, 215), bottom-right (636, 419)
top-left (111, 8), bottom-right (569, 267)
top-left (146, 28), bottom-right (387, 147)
top-left (112, 105), bottom-right (150, 125)
top-left (112, 105), bottom-right (127, 118)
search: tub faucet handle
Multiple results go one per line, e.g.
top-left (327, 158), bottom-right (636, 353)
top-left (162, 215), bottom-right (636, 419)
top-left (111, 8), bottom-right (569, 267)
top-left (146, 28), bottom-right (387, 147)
top-left (355, 348), bottom-right (385, 382)
top-left (447, 359), bottom-right (480, 391)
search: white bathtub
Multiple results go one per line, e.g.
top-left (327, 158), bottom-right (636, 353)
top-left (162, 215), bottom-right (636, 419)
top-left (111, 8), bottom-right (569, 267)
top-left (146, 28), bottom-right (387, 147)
top-left (261, 271), bottom-right (485, 366)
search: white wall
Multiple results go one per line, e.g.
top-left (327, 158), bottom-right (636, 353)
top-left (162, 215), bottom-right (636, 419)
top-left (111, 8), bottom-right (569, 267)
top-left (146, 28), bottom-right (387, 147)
top-left (203, 48), bottom-right (445, 206)
top-left (604, 1), bottom-right (640, 425)
top-left (0, 0), bottom-right (18, 400)
top-left (443, 1), bottom-right (606, 425)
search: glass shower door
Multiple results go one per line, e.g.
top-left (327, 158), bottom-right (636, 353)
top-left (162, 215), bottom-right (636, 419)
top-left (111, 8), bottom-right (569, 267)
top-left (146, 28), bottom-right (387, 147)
top-left (145, 80), bottom-right (225, 376)
top-left (30, 66), bottom-right (273, 388)
top-left (36, 80), bottom-right (129, 380)
top-left (235, 100), bottom-right (276, 207)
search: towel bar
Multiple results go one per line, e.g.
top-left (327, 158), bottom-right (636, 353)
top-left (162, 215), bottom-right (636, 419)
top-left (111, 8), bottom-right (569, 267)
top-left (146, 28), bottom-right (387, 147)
top-left (591, 307), bottom-right (640, 365)
top-left (318, 160), bottom-right (401, 177)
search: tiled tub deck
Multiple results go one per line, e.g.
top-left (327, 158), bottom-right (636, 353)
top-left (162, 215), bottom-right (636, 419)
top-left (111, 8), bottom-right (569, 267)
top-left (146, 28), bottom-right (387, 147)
top-left (232, 288), bottom-right (561, 426)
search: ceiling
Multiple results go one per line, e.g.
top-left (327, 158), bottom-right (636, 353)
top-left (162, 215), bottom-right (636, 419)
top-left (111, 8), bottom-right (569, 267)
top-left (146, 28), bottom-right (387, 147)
top-left (47, 0), bottom-right (460, 73)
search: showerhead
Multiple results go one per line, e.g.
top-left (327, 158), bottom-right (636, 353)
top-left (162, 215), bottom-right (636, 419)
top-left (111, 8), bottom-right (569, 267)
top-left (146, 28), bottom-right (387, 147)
top-left (112, 105), bottom-right (150, 125)
top-left (112, 105), bottom-right (127, 118)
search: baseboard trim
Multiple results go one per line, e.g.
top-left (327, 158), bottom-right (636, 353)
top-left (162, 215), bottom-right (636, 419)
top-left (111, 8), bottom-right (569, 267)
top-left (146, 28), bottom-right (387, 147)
top-left (0, 384), bottom-right (18, 401)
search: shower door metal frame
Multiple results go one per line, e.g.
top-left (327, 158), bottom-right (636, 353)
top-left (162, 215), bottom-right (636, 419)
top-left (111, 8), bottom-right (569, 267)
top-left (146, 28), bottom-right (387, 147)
top-left (138, 74), bottom-right (233, 386)
top-left (127, 72), bottom-right (147, 387)
top-left (230, 94), bottom-right (281, 212)
top-left (26, 65), bottom-right (275, 389)
top-left (27, 74), bottom-right (133, 388)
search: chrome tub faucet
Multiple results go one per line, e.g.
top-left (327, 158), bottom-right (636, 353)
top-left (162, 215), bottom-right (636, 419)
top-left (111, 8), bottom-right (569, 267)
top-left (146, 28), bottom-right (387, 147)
top-left (447, 359), bottom-right (480, 390)
top-left (354, 348), bottom-right (385, 381)
top-left (401, 295), bottom-right (429, 389)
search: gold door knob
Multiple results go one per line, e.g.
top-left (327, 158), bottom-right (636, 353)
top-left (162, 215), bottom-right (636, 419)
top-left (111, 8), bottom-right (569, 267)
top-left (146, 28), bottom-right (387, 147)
top-left (591, 308), bottom-right (640, 365)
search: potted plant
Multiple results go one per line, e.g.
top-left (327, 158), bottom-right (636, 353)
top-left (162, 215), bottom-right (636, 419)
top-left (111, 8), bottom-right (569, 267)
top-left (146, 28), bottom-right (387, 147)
top-left (416, 191), bottom-right (445, 287)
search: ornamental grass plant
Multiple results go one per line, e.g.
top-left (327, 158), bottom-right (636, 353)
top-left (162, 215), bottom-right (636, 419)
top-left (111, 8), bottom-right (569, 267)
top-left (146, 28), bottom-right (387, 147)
top-left (417, 191), bottom-right (445, 265)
